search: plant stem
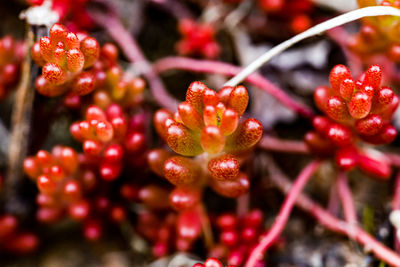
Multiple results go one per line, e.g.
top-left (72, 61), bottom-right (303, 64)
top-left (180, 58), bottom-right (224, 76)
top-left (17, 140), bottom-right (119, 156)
top-left (258, 135), bottom-right (309, 154)
top-left (336, 172), bottom-right (357, 227)
top-left (4, 25), bottom-right (36, 215)
top-left (224, 6), bottom-right (400, 87)
top-left (91, 11), bottom-right (178, 111)
top-left (245, 160), bottom-right (321, 267)
top-left (265, 157), bottom-right (400, 267)
top-left (154, 56), bottom-right (314, 118)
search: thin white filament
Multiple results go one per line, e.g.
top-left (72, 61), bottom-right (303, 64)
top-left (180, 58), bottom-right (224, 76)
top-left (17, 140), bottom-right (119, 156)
top-left (224, 6), bottom-right (400, 87)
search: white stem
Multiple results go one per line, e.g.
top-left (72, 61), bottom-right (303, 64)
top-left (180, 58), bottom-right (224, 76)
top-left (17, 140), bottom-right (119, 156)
top-left (224, 6), bottom-right (400, 87)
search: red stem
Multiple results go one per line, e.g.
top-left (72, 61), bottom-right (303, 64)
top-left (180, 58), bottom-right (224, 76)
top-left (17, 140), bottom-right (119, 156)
top-left (265, 158), bottom-right (400, 267)
top-left (258, 135), bottom-right (309, 154)
top-left (153, 57), bottom-right (314, 119)
top-left (327, 179), bottom-right (340, 216)
top-left (90, 11), bottom-right (178, 111)
top-left (336, 172), bottom-right (357, 226)
top-left (245, 160), bottom-right (321, 267)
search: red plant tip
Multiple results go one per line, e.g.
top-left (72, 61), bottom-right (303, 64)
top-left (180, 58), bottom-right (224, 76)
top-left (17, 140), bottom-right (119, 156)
top-left (327, 124), bottom-right (353, 147)
top-left (211, 172), bottom-right (250, 198)
top-left (363, 64), bottom-right (382, 89)
top-left (201, 126), bottom-right (225, 154)
top-left (329, 64), bottom-right (351, 93)
top-left (169, 187), bottom-right (201, 210)
top-left (348, 92), bottom-right (371, 119)
top-left (208, 154), bottom-right (239, 181)
top-left (226, 118), bottom-right (263, 152)
top-left (166, 123), bottom-right (203, 156)
top-left (164, 156), bottom-right (199, 185)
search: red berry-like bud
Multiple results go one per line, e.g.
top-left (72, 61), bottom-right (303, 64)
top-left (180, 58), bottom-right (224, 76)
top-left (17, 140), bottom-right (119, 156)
top-left (201, 126), bottom-right (225, 154)
top-left (244, 209), bottom-right (264, 227)
top-left (218, 86), bottom-right (234, 104)
top-left (50, 23), bottom-right (67, 43)
top-left (220, 109), bottom-right (239, 136)
top-left (65, 32), bottom-right (80, 49)
top-left (62, 180), bottom-right (82, 202)
top-left (314, 86), bottom-right (331, 111)
top-left (228, 85), bottom-right (249, 115)
top-left (208, 154), bottom-right (239, 181)
top-left (83, 139), bottom-right (102, 155)
top-left (203, 88), bottom-right (219, 106)
top-left (96, 121), bottom-right (113, 142)
top-left (32, 42), bottom-right (45, 66)
top-left (60, 147), bottom-right (78, 174)
top-left (39, 36), bottom-right (53, 61)
top-left (225, 118), bottom-right (263, 152)
top-left (339, 78), bottom-right (355, 101)
top-left (329, 64), bottom-right (351, 92)
top-left (203, 105), bottom-right (218, 126)
top-left (42, 63), bottom-right (67, 85)
top-left (167, 123), bottom-right (203, 156)
top-left (355, 114), bottom-right (383, 136)
top-left (104, 144), bottom-right (123, 162)
top-left (138, 185), bottom-right (170, 209)
top-left (374, 86), bottom-right (394, 111)
top-left (110, 205), bottom-right (126, 223)
top-left (211, 172), bottom-right (249, 198)
top-left (186, 81), bottom-right (207, 113)
top-left (335, 146), bottom-right (358, 170)
top-left (154, 109), bottom-right (173, 140)
top-left (80, 37), bottom-right (100, 68)
top-left (125, 132), bottom-right (146, 154)
top-left (148, 149), bottom-right (172, 177)
top-left (178, 101), bottom-right (204, 131)
top-left (100, 162), bottom-right (122, 181)
top-left (363, 65), bottom-right (382, 89)
top-left (216, 214), bottom-right (237, 230)
top-left (312, 116), bottom-right (331, 135)
top-left (169, 186), bottom-right (201, 210)
top-left (204, 258), bottom-right (223, 267)
top-left (83, 220), bottom-right (102, 241)
top-left (327, 124), bottom-right (353, 147)
top-left (68, 200), bottom-right (90, 220)
top-left (35, 75), bottom-right (66, 96)
top-left (164, 156), bottom-right (199, 185)
top-left (37, 175), bottom-right (57, 194)
top-left (67, 48), bottom-right (84, 72)
top-left (177, 210), bottom-right (202, 241)
top-left (326, 96), bottom-right (350, 122)
top-left (73, 72), bottom-right (95, 95)
top-left (358, 154), bottom-right (391, 179)
top-left (221, 230), bottom-right (238, 247)
top-left (23, 157), bottom-right (40, 179)
top-left (348, 92), bottom-right (371, 119)
top-left (0, 215), bottom-right (18, 238)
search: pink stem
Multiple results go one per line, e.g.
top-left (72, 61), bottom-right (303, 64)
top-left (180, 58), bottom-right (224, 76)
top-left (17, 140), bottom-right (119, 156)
top-left (245, 160), bottom-right (321, 267)
top-left (393, 171), bottom-right (400, 253)
top-left (90, 11), bottom-right (178, 111)
top-left (336, 172), bottom-right (357, 225)
top-left (327, 179), bottom-right (340, 216)
top-left (266, 159), bottom-right (400, 267)
top-left (386, 153), bottom-right (400, 167)
top-left (258, 135), bottom-right (309, 154)
top-left (154, 57), bottom-right (314, 119)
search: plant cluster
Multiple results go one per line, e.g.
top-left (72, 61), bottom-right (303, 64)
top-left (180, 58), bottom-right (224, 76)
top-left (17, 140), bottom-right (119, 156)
top-left (1, 1), bottom-right (400, 267)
